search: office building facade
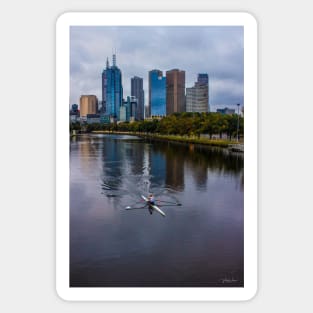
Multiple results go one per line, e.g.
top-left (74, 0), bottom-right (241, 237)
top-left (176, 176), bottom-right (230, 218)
top-left (149, 69), bottom-right (166, 117)
top-left (104, 54), bottom-right (123, 119)
top-left (186, 73), bottom-right (209, 113)
top-left (70, 103), bottom-right (80, 122)
top-left (166, 69), bottom-right (186, 115)
top-left (131, 76), bottom-right (144, 120)
top-left (119, 105), bottom-right (127, 122)
top-left (79, 95), bottom-right (98, 118)
top-left (120, 96), bottom-right (138, 121)
top-left (101, 58), bottom-right (109, 114)
top-left (197, 73), bottom-right (209, 85)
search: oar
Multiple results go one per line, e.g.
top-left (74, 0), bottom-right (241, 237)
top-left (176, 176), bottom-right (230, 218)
top-left (158, 204), bottom-right (182, 207)
top-left (156, 200), bottom-right (182, 205)
top-left (125, 205), bottom-right (147, 210)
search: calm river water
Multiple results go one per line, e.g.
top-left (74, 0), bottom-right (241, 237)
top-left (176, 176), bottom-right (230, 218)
top-left (70, 134), bottom-right (244, 287)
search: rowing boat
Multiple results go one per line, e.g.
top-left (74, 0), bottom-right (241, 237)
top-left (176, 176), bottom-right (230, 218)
top-left (141, 195), bottom-right (166, 217)
top-left (125, 195), bottom-right (181, 217)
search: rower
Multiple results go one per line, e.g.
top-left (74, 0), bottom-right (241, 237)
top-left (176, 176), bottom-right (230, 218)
top-left (148, 193), bottom-right (155, 205)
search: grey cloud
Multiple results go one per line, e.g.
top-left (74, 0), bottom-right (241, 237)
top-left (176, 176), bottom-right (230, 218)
top-left (70, 26), bottom-right (244, 109)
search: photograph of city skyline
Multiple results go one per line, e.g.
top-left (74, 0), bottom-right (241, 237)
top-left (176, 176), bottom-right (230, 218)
top-left (70, 26), bottom-right (243, 121)
top-left (69, 25), bottom-right (244, 288)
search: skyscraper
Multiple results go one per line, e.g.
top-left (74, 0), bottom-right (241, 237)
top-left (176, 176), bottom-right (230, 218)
top-left (105, 54), bottom-right (123, 119)
top-left (186, 73), bottom-right (209, 113)
top-left (197, 73), bottom-right (210, 112)
top-left (121, 96), bottom-right (137, 121)
top-left (101, 58), bottom-right (109, 113)
top-left (149, 69), bottom-right (166, 117)
top-left (197, 73), bottom-right (209, 85)
top-left (79, 95), bottom-right (98, 118)
top-left (166, 69), bottom-right (185, 115)
top-left (131, 76), bottom-right (144, 120)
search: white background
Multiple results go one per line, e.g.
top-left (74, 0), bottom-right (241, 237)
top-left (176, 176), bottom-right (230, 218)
top-left (0, 0), bottom-right (312, 312)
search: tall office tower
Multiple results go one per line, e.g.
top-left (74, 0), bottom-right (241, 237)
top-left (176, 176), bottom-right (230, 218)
top-left (144, 105), bottom-right (149, 119)
top-left (70, 103), bottom-right (80, 123)
top-left (122, 96), bottom-right (138, 121)
top-left (131, 76), bottom-right (144, 120)
top-left (129, 96), bottom-right (138, 120)
top-left (119, 105), bottom-right (127, 122)
top-left (79, 95), bottom-right (98, 118)
top-left (101, 58), bottom-right (109, 113)
top-left (186, 73), bottom-right (209, 113)
top-left (149, 69), bottom-right (166, 117)
top-left (197, 73), bottom-right (209, 85)
top-left (71, 103), bottom-right (79, 114)
top-left (166, 69), bottom-right (186, 115)
top-left (105, 54), bottom-right (123, 119)
top-left (197, 73), bottom-right (210, 112)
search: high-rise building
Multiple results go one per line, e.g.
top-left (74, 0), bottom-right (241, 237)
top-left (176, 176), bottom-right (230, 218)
top-left (119, 105), bottom-right (127, 122)
top-left (197, 73), bottom-right (210, 112)
top-left (149, 69), bottom-right (166, 117)
top-left (197, 73), bottom-right (209, 85)
top-left (121, 96), bottom-right (137, 121)
top-left (79, 95), bottom-right (98, 118)
top-left (105, 54), bottom-right (123, 119)
top-left (144, 105), bottom-right (149, 119)
top-left (101, 58), bottom-right (109, 113)
top-left (166, 69), bottom-right (186, 115)
top-left (131, 76), bottom-right (144, 120)
top-left (70, 103), bottom-right (80, 122)
top-left (186, 73), bottom-right (209, 113)
top-left (70, 103), bottom-right (79, 114)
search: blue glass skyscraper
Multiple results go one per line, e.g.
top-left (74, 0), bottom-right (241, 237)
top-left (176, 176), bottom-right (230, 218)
top-left (101, 58), bottom-right (109, 114)
top-left (105, 54), bottom-right (123, 119)
top-left (149, 69), bottom-right (166, 117)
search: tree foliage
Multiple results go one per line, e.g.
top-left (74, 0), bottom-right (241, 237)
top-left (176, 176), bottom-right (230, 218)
top-left (70, 112), bottom-right (244, 140)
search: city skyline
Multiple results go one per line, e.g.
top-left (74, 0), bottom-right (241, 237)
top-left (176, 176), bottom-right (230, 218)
top-left (70, 26), bottom-right (244, 111)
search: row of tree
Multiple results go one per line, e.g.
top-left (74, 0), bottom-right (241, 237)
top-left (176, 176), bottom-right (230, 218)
top-left (70, 112), bottom-right (243, 140)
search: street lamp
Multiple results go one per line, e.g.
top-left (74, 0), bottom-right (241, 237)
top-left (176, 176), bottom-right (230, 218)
top-left (236, 103), bottom-right (240, 142)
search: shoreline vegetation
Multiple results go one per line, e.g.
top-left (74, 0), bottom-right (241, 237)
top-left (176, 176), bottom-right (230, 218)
top-left (91, 131), bottom-right (236, 148)
top-left (70, 112), bottom-right (244, 149)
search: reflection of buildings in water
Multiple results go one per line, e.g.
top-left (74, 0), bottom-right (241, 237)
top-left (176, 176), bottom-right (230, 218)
top-left (188, 162), bottom-right (208, 188)
top-left (165, 154), bottom-right (185, 191)
top-left (240, 170), bottom-right (244, 191)
top-left (123, 142), bottom-right (152, 195)
top-left (148, 142), bottom-right (185, 191)
top-left (78, 137), bottom-right (99, 175)
top-left (150, 150), bottom-right (166, 187)
top-left (100, 139), bottom-right (168, 198)
top-left (142, 145), bottom-right (151, 193)
top-left (70, 135), bottom-right (77, 144)
top-left (100, 139), bottom-right (123, 191)
top-left (188, 146), bottom-right (244, 176)
top-left (184, 147), bottom-right (209, 189)
top-left (142, 145), bottom-right (150, 177)
top-left (128, 143), bottom-right (145, 176)
top-left (141, 144), bottom-right (167, 193)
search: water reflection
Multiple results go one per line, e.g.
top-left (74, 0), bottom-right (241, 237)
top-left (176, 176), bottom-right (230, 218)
top-left (70, 134), bottom-right (244, 287)
top-left (97, 137), bottom-right (243, 197)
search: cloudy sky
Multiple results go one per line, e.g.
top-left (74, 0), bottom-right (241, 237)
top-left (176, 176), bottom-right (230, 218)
top-left (70, 26), bottom-right (243, 111)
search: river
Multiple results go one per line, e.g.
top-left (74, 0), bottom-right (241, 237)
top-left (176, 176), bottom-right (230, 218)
top-left (70, 133), bottom-right (244, 287)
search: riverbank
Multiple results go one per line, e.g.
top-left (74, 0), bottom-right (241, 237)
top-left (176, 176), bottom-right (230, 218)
top-left (91, 130), bottom-right (243, 149)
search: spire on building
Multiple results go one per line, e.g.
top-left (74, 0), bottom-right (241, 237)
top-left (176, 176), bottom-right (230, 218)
top-left (113, 53), bottom-right (116, 67)
top-left (106, 57), bottom-right (109, 69)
